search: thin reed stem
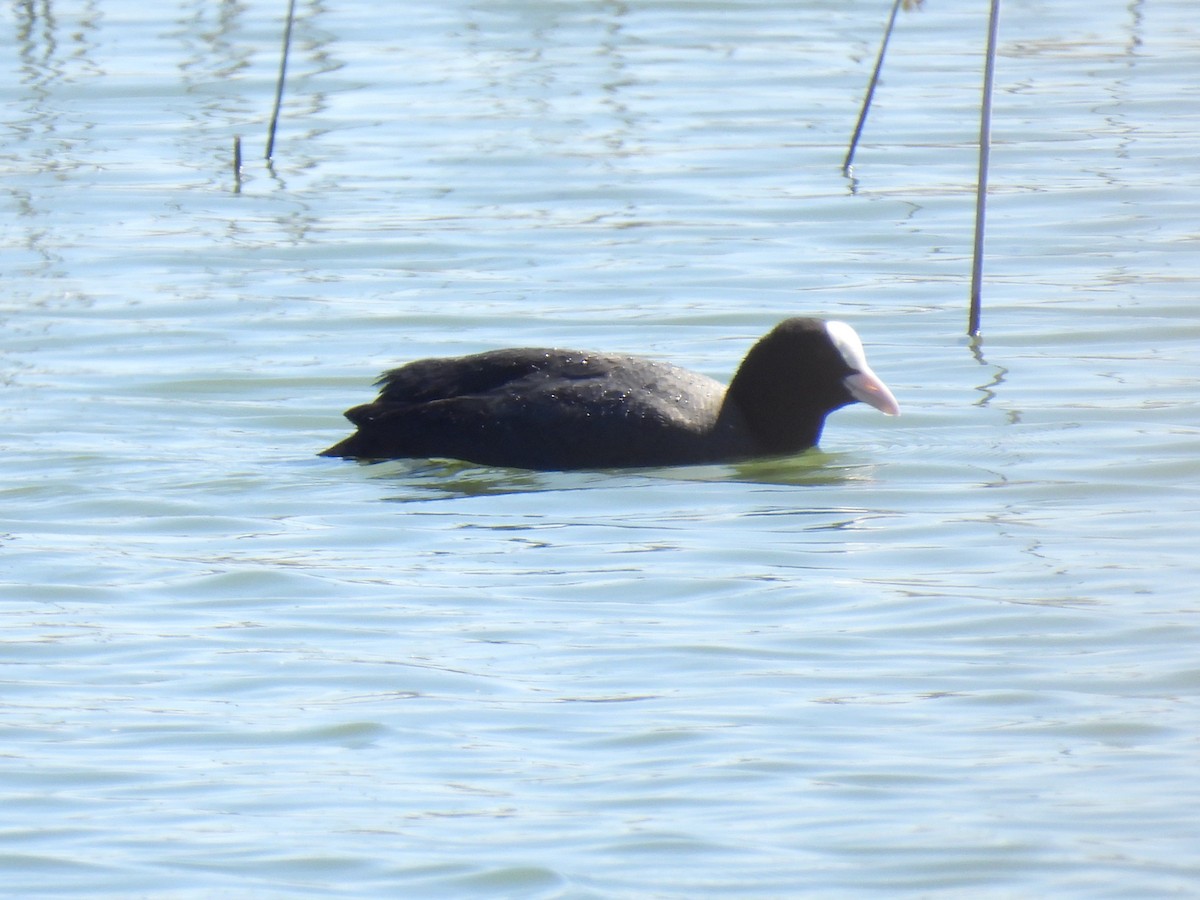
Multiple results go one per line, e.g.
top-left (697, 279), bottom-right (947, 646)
top-left (843, 0), bottom-right (904, 174)
top-left (233, 135), bottom-right (243, 192)
top-left (265, 0), bottom-right (298, 161)
top-left (968, 0), bottom-right (1001, 337)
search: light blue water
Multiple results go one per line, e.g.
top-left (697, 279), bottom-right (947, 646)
top-left (3, 0), bottom-right (1199, 896)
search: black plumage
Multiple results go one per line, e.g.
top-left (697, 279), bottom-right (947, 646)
top-left (320, 317), bottom-right (898, 471)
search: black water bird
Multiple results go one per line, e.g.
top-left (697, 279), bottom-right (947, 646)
top-left (320, 317), bottom-right (899, 471)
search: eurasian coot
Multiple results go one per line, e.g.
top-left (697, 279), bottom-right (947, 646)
top-left (320, 317), bottom-right (899, 470)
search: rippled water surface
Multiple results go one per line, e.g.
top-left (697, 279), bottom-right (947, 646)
top-left (4, 0), bottom-right (1199, 896)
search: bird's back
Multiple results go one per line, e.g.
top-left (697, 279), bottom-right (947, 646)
top-left (322, 348), bottom-right (742, 469)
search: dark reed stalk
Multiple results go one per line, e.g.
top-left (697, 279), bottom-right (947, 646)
top-left (233, 135), bottom-right (243, 192)
top-left (968, 0), bottom-right (1001, 338)
top-left (265, 0), bottom-right (298, 161)
top-left (843, 0), bottom-right (905, 174)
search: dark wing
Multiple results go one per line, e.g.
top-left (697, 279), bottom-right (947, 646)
top-left (324, 349), bottom-right (736, 468)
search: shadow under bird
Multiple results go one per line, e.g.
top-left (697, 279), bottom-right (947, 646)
top-left (320, 317), bottom-right (899, 471)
